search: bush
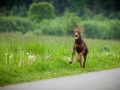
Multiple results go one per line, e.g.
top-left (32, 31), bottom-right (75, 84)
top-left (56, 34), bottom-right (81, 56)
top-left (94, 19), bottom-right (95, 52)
top-left (39, 19), bottom-right (65, 36)
top-left (93, 14), bottom-right (107, 21)
top-left (83, 20), bottom-right (120, 40)
top-left (63, 11), bottom-right (81, 35)
top-left (82, 9), bottom-right (93, 20)
top-left (9, 4), bottom-right (27, 17)
top-left (109, 20), bottom-right (120, 39)
top-left (27, 2), bottom-right (55, 22)
top-left (38, 12), bottom-right (80, 36)
top-left (83, 21), bottom-right (103, 38)
top-left (0, 17), bottom-right (35, 33)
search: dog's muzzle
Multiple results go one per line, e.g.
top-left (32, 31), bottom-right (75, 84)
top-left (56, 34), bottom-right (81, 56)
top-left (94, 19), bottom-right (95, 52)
top-left (75, 35), bottom-right (79, 39)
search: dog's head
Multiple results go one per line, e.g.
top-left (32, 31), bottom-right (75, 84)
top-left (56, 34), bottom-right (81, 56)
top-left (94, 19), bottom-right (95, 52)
top-left (73, 25), bottom-right (82, 39)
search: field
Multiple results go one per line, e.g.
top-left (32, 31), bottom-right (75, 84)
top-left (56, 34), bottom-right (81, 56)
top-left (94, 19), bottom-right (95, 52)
top-left (0, 33), bottom-right (120, 86)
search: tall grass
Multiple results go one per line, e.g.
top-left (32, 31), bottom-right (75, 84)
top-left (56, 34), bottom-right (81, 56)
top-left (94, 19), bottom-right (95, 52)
top-left (0, 33), bottom-right (120, 86)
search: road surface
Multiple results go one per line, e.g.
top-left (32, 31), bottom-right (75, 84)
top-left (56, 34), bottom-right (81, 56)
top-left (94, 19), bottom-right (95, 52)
top-left (0, 68), bottom-right (120, 90)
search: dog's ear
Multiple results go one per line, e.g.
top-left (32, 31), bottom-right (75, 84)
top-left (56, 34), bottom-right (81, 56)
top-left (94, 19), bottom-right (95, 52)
top-left (79, 26), bottom-right (82, 32)
top-left (73, 25), bottom-right (78, 31)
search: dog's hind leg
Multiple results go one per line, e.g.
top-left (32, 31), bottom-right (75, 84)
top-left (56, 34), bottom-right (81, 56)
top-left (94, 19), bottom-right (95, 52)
top-left (83, 54), bottom-right (87, 68)
top-left (77, 53), bottom-right (83, 68)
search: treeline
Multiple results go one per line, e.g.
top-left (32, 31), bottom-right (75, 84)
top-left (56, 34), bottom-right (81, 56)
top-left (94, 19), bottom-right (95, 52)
top-left (0, 0), bottom-right (120, 18)
top-left (0, 0), bottom-right (120, 39)
top-left (1, 14), bottom-right (120, 39)
top-left (0, 0), bottom-right (120, 19)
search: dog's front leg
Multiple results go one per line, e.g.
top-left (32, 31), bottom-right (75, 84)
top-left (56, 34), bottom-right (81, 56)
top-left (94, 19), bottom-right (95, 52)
top-left (77, 49), bottom-right (85, 68)
top-left (77, 53), bottom-right (83, 68)
top-left (69, 48), bottom-right (76, 64)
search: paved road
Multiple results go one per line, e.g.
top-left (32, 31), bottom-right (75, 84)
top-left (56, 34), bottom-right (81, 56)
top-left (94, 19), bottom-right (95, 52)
top-left (0, 68), bottom-right (120, 90)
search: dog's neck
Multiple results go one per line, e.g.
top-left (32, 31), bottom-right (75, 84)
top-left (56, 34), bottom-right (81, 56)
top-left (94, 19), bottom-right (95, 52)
top-left (75, 36), bottom-right (83, 44)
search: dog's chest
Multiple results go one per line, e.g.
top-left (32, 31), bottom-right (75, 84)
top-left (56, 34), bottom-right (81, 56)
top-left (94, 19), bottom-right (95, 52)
top-left (75, 44), bottom-right (84, 53)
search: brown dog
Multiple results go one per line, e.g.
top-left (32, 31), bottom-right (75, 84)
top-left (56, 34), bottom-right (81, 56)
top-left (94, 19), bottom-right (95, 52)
top-left (69, 25), bottom-right (88, 68)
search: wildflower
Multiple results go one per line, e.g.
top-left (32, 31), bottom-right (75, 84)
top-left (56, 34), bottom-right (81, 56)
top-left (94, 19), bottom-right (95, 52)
top-left (45, 55), bottom-right (51, 60)
top-left (9, 53), bottom-right (13, 59)
top-left (28, 55), bottom-right (35, 60)
top-left (106, 52), bottom-right (109, 55)
top-left (5, 53), bottom-right (8, 56)
top-left (63, 56), bottom-right (70, 61)
top-left (26, 53), bottom-right (29, 55)
top-left (18, 60), bottom-right (22, 67)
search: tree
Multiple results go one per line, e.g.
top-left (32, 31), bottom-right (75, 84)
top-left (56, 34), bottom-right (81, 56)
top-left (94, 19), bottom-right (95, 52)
top-left (110, 20), bottom-right (120, 39)
top-left (9, 4), bottom-right (27, 17)
top-left (27, 2), bottom-right (55, 22)
top-left (63, 10), bottom-right (80, 35)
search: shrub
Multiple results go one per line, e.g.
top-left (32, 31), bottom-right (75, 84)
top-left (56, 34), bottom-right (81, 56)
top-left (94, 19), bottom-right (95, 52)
top-left (9, 4), bottom-right (27, 17)
top-left (83, 21), bottom-right (110, 39)
top-left (93, 13), bottom-right (107, 21)
top-left (83, 20), bottom-right (120, 40)
top-left (63, 11), bottom-right (80, 35)
top-left (27, 2), bottom-right (55, 22)
top-left (109, 20), bottom-right (120, 39)
top-left (0, 17), bottom-right (35, 33)
top-left (83, 22), bottom-right (101, 38)
top-left (39, 19), bottom-right (65, 36)
top-left (38, 11), bottom-right (80, 36)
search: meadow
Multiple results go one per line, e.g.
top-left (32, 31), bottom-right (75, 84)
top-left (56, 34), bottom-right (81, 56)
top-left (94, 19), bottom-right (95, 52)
top-left (0, 33), bottom-right (120, 86)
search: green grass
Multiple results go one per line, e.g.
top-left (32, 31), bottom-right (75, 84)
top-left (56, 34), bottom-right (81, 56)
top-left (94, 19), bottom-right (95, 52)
top-left (0, 33), bottom-right (120, 86)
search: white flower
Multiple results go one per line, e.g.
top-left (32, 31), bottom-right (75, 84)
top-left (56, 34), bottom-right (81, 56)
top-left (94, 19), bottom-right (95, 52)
top-left (9, 53), bottom-right (13, 59)
top-left (26, 53), bottom-right (29, 55)
top-left (28, 55), bottom-right (35, 60)
top-left (45, 55), bottom-right (51, 60)
top-left (63, 56), bottom-right (70, 61)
